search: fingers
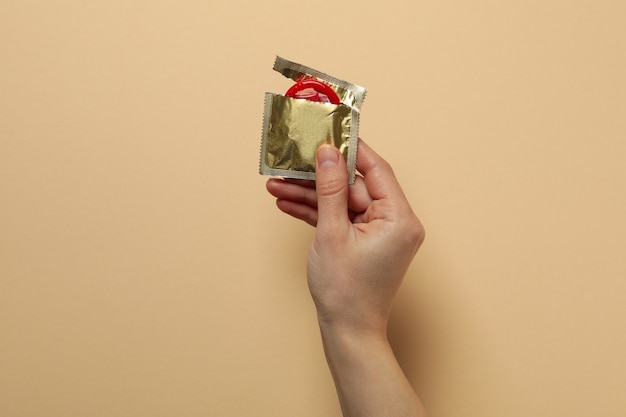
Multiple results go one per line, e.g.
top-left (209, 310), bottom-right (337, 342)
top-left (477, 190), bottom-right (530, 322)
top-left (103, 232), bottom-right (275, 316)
top-left (275, 199), bottom-right (318, 226)
top-left (266, 140), bottom-right (398, 231)
top-left (267, 178), bottom-right (318, 208)
top-left (314, 145), bottom-right (351, 236)
top-left (266, 175), bottom-right (372, 229)
top-left (356, 139), bottom-right (406, 201)
top-left (348, 175), bottom-right (373, 213)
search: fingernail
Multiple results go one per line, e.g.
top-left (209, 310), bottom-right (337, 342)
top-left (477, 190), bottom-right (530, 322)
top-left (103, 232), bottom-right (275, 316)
top-left (317, 145), bottom-right (340, 169)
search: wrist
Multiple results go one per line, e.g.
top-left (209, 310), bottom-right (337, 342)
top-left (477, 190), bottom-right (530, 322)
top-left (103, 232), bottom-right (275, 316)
top-left (318, 317), bottom-right (389, 345)
top-left (314, 301), bottom-right (391, 337)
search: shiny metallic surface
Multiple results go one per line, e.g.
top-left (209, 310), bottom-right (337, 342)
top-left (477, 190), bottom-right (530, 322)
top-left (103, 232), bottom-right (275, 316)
top-left (265, 95), bottom-right (351, 172)
top-left (259, 57), bottom-right (366, 184)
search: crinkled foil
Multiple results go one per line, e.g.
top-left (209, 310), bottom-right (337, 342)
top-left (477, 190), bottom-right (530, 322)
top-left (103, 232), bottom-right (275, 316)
top-left (259, 56), bottom-right (366, 184)
top-left (273, 56), bottom-right (367, 110)
top-left (260, 93), bottom-right (358, 182)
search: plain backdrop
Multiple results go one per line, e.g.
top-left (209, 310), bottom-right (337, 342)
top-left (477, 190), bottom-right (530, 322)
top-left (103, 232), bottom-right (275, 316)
top-left (1, 1), bottom-right (625, 416)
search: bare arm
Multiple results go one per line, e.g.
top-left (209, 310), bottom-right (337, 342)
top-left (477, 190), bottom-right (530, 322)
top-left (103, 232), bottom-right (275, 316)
top-left (266, 140), bottom-right (429, 417)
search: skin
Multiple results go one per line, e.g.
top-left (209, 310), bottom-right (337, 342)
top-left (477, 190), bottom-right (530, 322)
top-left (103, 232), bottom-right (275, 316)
top-left (266, 139), bottom-right (429, 417)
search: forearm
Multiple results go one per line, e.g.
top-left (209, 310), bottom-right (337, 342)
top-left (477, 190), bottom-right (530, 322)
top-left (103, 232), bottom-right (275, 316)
top-left (319, 324), bottom-right (429, 417)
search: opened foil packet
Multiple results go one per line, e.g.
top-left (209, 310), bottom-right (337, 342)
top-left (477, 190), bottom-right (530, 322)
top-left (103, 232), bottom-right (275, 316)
top-left (259, 56), bottom-right (367, 184)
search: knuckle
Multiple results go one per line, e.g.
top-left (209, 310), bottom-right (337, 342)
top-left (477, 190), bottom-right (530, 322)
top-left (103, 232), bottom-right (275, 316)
top-left (315, 175), bottom-right (345, 198)
top-left (399, 214), bottom-right (425, 251)
top-left (380, 158), bottom-right (394, 174)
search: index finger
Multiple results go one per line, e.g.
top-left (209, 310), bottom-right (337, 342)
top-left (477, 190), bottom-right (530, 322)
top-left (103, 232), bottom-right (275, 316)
top-left (356, 139), bottom-right (407, 201)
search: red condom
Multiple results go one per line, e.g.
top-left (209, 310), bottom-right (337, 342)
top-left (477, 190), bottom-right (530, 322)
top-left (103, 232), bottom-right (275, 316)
top-left (285, 78), bottom-right (341, 104)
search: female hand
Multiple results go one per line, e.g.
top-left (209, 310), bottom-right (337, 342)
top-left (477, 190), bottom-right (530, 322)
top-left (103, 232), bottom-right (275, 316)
top-left (266, 139), bottom-right (425, 334)
top-left (266, 140), bottom-right (429, 417)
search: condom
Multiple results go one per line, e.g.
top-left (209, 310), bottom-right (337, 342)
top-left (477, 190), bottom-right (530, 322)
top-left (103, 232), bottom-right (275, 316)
top-left (285, 78), bottom-right (341, 104)
top-left (259, 56), bottom-right (367, 184)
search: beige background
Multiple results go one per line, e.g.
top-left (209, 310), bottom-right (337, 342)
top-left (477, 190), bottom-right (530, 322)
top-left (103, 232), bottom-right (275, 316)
top-left (1, 1), bottom-right (625, 416)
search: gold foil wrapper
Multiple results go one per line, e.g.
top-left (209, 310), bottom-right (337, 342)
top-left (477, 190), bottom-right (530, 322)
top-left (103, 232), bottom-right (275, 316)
top-left (259, 57), bottom-right (366, 184)
top-left (273, 56), bottom-right (367, 110)
top-left (260, 93), bottom-right (359, 182)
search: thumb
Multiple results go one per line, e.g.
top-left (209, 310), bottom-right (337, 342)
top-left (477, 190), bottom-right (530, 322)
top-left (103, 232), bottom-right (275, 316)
top-left (315, 145), bottom-right (351, 235)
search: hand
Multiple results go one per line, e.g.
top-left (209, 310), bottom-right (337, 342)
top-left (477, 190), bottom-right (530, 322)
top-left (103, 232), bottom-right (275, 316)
top-left (266, 140), bottom-right (429, 417)
top-left (266, 139), bottom-right (425, 334)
